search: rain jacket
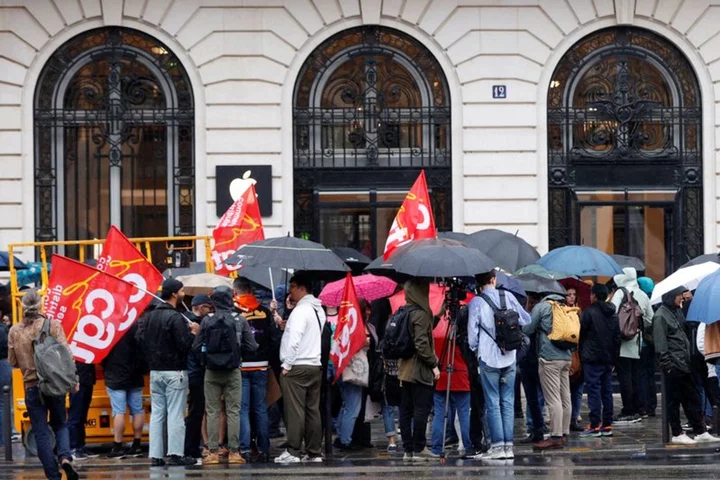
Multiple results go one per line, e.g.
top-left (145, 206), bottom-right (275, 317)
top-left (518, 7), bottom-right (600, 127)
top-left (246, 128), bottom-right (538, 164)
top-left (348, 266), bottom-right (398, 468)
top-left (280, 293), bottom-right (325, 370)
top-left (652, 286), bottom-right (692, 375)
top-left (611, 268), bottom-right (654, 359)
top-left (579, 300), bottom-right (621, 365)
top-left (398, 280), bottom-right (437, 387)
top-left (523, 294), bottom-right (572, 362)
top-left (138, 302), bottom-right (195, 371)
top-left (433, 316), bottom-right (469, 392)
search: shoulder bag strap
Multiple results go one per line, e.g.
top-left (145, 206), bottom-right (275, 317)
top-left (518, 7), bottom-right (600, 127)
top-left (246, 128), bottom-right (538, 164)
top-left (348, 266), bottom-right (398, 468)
top-left (313, 309), bottom-right (322, 333)
top-left (499, 290), bottom-right (507, 310)
top-left (477, 294), bottom-right (505, 354)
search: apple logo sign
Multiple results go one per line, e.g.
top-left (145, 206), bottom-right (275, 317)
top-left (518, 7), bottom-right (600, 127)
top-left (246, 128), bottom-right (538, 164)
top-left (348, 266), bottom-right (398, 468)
top-left (229, 170), bottom-right (257, 201)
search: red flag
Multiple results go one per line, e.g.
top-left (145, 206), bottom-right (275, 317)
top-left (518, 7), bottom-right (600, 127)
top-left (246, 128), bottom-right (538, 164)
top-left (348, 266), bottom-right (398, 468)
top-left (44, 255), bottom-right (139, 364)
top-left (212, 184), bottom-right (265, 276)
top-left (330, 273), bottom-right (367, 382)
top-left (383, 170), bottom-right (436, 260)
top-left (96, 225), bottom-right (163, 332)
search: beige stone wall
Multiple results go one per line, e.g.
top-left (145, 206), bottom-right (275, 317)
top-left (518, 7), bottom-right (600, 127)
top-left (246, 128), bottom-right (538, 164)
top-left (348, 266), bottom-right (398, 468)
top-left (0, 0), bottom-right (718, 258)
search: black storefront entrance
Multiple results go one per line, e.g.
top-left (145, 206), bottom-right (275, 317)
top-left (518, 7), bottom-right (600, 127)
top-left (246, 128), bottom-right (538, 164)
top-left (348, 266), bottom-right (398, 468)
top-left (548, 27), bottom-right (703, 279)
top-left (292, 26), bottom-right (452, 258)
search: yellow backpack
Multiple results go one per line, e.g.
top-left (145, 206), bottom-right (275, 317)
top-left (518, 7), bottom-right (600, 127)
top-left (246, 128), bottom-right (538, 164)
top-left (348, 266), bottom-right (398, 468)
top-left (546, 301), bottom-right (581, 349)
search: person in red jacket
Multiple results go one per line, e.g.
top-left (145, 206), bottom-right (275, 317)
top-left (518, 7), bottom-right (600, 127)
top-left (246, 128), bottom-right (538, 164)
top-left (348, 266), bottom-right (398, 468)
top-left (430, 311), bottom-right (471, 457)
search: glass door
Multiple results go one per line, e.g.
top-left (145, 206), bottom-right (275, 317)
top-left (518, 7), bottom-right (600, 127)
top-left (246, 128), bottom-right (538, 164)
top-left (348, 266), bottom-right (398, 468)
top-left (575, 191), bottom-right (676, 280)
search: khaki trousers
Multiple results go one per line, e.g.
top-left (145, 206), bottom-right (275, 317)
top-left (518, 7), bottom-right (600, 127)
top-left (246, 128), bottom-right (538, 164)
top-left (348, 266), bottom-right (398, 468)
top-left (204, 369), bottom-right (242, 451)
top-left (280, 365), bottom-right (322, 457)
top-left (539, 358), bottom-right (572, 437)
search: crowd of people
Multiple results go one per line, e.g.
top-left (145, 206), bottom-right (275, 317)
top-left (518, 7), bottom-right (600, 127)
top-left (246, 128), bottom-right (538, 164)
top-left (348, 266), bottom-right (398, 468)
top-left (2, 264), bottom-right (720, 478)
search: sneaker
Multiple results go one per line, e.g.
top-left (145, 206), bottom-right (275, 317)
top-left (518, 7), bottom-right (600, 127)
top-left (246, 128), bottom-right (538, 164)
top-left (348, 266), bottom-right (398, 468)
top-left (387, 444), bottom-right (398, 453)
top-left (503, 445), bottom-right (514, 459)
top-left (228, 452), bottom-right (246, 464)
top-left (601, 426), bottom-right (613, 437)
top-left (61, 461), bottom-right (79, 480)
top-left (481, 446), bottom-right (505, 460)
top-left (694, 432), bottom-right (720, 443)
top-left (128, 444), bottom-right (144, 458)
top-left (671, 433), bottom-right (697, 445)
top-left (403, 452), bottom-right (414, 462)
top-left (72, 449), bottom-right (89, 461)
top-left (274, 450), bottom-right (301, 464)
top-left (203, 453), bottom-right (220, 465)
top-left (333, 438), bottom-right (353, 451)
top-left (533, 437), bottom-right (564, 450)
top-left (570, 420), bottom-right (584, 432)
top-left (580, 426), bottom-right (601, 438)
top-left (11, 433), bottom-right (21, 443)
top-left (106, 446), bottom-right (127, 459)
top-left (614, 415), bottom-right (640, 425)
top-left (412, 448), bottom-right (437, 462)
top-left (218, 446), bottom-right (229, 457)
top-left (151, 458), bottom-right (166, 467)
top-left (80, 447), bottom-right (100, 459)
top-left (167, 455), bottom-right (197, 466)
top-left (302, 454), bottom-right (323, 463)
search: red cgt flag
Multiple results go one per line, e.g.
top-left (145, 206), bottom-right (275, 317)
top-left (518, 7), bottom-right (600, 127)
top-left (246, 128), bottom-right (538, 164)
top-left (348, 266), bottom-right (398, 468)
top-left (97, 225), bottom-right (163, 326)
top-left (212, 184), bottom-right (265, 276)
top-left (330, 273), bottom-right (367, 382)
top-left (44, 255), bottom-right (139, 364)
top-left (383, 170), bottom-right (436, 260)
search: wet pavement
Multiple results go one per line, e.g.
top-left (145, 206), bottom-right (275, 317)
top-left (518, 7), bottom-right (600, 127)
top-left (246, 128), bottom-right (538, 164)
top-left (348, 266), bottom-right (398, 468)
top-left (3, 395), bottom-right (720, 479)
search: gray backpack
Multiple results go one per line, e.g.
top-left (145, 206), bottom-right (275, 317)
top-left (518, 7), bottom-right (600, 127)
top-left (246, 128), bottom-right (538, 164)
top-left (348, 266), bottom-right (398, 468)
top-left (33, 317), bottom-right (78, 397)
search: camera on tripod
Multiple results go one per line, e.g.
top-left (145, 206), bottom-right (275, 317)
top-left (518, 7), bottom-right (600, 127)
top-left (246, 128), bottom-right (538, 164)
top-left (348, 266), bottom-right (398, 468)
top-left (441, 277), bottom-right (468, 303)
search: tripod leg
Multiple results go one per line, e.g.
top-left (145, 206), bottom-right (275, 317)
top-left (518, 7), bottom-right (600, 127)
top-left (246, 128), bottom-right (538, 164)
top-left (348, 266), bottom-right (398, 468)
top-left (440, 323), bottom-right (458, 462)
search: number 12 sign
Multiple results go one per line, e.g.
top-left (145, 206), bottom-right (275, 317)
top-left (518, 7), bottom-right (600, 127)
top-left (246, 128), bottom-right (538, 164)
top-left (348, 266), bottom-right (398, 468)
top-left (492, 85), bottom-right (507, 99)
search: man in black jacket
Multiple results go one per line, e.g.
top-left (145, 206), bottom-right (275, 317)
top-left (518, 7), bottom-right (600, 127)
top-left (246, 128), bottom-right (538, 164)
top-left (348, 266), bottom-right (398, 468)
top-left (103, 320), bottom-right (147, 458)
top-left (579, 284), bottom-right (621, 437)
top-left (234, 277), bottom-right (277, 463)
top-left (138, 279), bottom-right (199, 466)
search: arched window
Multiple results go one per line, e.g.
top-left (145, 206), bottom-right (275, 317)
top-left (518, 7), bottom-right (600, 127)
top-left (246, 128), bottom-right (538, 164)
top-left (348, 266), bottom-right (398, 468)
top-left (35, 27), bottom-right (194, 257)
top-left (293, 26), bottom-right (451, 257)
top-left (548, 27), bottom-right (701, 278)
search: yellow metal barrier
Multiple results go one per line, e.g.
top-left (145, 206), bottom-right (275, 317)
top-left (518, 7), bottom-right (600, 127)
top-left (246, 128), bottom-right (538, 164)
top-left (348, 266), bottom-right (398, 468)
top-left (7, 235), bottom-right (214, 448)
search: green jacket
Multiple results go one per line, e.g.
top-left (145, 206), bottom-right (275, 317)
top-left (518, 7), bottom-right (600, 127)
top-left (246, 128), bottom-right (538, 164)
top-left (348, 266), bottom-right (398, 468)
top-left (398, 281), bottom-right (437, 387)
top-left (652, 287), bottom-right (692, 375)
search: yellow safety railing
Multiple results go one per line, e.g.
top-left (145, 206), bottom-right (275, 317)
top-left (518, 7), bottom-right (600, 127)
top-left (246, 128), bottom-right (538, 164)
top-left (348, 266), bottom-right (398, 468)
top-left (7, 235), bottom-right (214, 325)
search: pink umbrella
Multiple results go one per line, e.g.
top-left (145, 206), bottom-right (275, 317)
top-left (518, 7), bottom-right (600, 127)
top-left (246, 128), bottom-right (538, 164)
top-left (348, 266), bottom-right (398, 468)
top-left (319, 274), bottom-right (397, 307)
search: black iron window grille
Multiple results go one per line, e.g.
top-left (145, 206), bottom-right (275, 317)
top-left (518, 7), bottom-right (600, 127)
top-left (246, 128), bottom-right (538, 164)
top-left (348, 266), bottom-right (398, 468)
top-left (34, 27), bottom-right (195, 251)
top-left (547, 27), bottom-right (702, 263)
top-left (293, 26), bottom-right (452, 242)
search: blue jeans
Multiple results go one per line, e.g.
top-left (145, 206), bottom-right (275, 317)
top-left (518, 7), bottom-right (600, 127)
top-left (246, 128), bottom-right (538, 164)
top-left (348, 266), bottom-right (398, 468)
top-left (584, 363), bottom-right (614, 428)
top-left (336, 380), bottom-right (363, 446)
top-left (150, 370), bottom-right (188, 458)
top-left (382, 405), bottom-right (398, 437)
top-left (240, 370), bottom-right (270, 453)
top-left (0, 359), bottom-right (11, 447)
top-left (26, 386), bottom-right (71, 480)
top-left (479, 361), bottom-right (516, 447)
top-left (67, 383), bottom-right (93, 450)
top-left (571, 379), bottom-right (584, 421)
top-left (431, 392), bottom-right (470, 455)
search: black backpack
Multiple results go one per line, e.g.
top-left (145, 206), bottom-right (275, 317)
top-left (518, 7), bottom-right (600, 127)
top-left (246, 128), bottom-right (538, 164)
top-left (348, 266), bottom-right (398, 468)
top-left (479, 291), bottom-right (523, 353)
top-left (380, 306), bottom-right (418, 360)
top-left (203, 312), bottom-right (242, 371)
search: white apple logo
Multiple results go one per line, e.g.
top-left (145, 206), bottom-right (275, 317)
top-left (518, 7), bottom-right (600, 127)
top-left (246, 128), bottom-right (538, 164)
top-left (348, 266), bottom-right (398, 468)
top-left (229, 170), bottom-right (257, 201)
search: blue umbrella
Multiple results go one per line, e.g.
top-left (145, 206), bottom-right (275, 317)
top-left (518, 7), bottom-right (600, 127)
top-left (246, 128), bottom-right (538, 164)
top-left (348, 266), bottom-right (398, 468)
top-left (0, 251), bottom-right (28, 272)
top-left (538, 246), bottom-right (622, 277)
top-left (16, 262), bottom-right (48, 286)
top-left (496, 272), bottom-right (527, 300)
top-left (687, 268), bottom-right (720, 324)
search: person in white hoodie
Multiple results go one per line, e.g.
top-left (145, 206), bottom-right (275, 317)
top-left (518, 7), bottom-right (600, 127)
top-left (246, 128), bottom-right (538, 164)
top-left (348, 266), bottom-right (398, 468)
top-left (274, 272), bottom-right (326, 465)
top-left (610, 268), bottom-right (654, 424)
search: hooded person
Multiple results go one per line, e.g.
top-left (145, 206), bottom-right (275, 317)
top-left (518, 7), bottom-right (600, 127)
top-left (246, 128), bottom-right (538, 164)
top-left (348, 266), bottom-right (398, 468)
top-left (192, 285), bottom-right (257, 466)
top-left (274, 272), bottom-right (326, 464)
top-left (397, 279), bottom-right (439, 462)
top-left (653, 286), bottom-right (719, 445)
top-left (610, 268), bottom-right (654, 423)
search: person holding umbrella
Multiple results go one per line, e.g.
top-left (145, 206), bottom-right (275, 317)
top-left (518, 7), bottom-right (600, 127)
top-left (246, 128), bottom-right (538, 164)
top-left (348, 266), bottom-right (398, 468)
top-left (653, 286), bottom-right (719, 444)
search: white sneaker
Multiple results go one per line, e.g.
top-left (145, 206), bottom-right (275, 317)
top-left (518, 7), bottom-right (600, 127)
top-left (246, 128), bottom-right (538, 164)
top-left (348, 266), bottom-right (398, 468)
top-left (274, 450), bottom-right (301, 464)
top-left (301, 454), bottom-right (323, 463)
top-left (503, 445), bottom-right (514, 459)
top-left (671, 433), bottom-right (697, 445)
top-left (481, 446), bottom-right (505, 460)
top-left (403, 452), bottom-right (414, 462)
top-left (694, 432), bottom-right (720, 443)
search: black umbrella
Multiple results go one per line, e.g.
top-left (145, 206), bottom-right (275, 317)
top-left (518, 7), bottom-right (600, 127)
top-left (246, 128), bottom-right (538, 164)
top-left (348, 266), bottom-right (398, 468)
top-left (467, 229), bottom-right (540, 272)
top-left (224, 236), bottom-right (349, 274)
top-left (515, 273), bottom-right (567, 296)
top-left (681, 253), bottom-right (720, 269)
top-left (611, 254), bottom-right (645, 272)
top-left (236, 265), bottom-right (286, 292)
top-left (331, 247), bottom-right (372, 275)
top-left (438, 231), bottom-right (470, 243)
top-left (368, 238), bottom-right (496, 279)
